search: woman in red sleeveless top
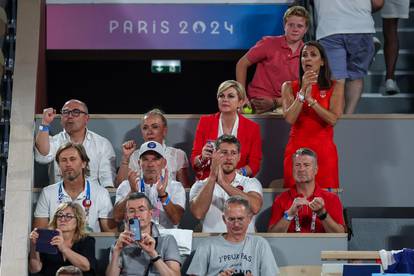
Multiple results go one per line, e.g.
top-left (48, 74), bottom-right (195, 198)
top-left (282, 41), bottom-right (344, 188)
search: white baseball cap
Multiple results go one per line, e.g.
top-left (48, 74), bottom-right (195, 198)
top-left (138, 141), bottom-right (166, 159)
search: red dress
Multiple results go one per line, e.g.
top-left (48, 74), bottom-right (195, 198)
top-left (283, 80), bottom-right (339, 188)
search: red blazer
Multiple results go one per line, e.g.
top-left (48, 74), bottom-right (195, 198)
top-left (191, 112), bottom-right (262, 180)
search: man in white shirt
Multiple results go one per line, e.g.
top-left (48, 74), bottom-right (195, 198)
top-left (190, 135), bottom-right (263, 232)
top-left (34, 142), bottom-right (116, 232)
top-left (114, 141), bottom-right (186, 229)
top-left (35, 99), bottom-right (116, 187)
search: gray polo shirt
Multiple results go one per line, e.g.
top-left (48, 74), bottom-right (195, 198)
top-left (110, 224), bottom-right (182, 276)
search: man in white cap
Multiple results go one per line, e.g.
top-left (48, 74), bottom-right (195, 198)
top-left (113, 141), bottom-right (186, 229)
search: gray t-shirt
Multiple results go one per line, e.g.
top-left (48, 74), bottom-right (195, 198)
top-left (110, 225), bottom-right (182, 276)
top-left (187, 235), bottom-right (279, 276)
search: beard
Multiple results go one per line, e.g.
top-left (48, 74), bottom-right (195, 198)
top-left (222, 164), bottom-right (236, 175)
top-left (63, 170), bottom-right (82, 181)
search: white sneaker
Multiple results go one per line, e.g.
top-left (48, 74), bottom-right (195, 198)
top-left (384, 79), bottom-right (400, 95)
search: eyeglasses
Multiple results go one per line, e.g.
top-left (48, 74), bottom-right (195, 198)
top-left (56, 213), bottom-right (76, 221)
top-left (61, 109), bottom-right (88, 117)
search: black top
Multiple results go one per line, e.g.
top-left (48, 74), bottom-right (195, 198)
top-left (39, 236), bottom-right (96, 276)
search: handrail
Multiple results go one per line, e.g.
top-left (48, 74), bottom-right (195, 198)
top-left (321, 250), bottom-right (380, 261)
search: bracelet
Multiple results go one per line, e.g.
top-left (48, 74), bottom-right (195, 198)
top-left (39, 124), bottom-right (49, 132)
top-left (158, 192), bottom-right (168, 199)
top-left (162, 195), bottom-right (171, 206)
top-left (150, 255), bottom-right (162, 263)
top-left (240, 167), bottom-right (247, 176)
top-left (283, 211), bottom-right (294, 221)
top-left (308, 99), bottom-right (317, 107)
top-left (317, 211), bottom-right (328, 221)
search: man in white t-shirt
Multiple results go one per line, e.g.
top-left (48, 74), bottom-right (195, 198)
top-left (34, 142), bottom-right (116, 232)
top-left (190, 135), bottom-right (263, 233)
top-left (113, 141), bottom-right (186, 229)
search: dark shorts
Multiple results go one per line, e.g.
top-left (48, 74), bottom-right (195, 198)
top-left (319, 33), bottom-right (374, 80)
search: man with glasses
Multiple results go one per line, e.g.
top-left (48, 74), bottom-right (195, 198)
top-left (190, 135), bottom-right (263, 233)
top-left (187, 196), bottom-right (279, 275)
top-left (35, 99), bottom-right (116, 187)
top-left (106, 192), bottom-right (181, 276)
top-left (34, 142), bottom-right (116, 232)
top-left (268, 148), bottom-right (345, 233)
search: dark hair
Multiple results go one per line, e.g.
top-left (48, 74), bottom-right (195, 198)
top-left (215, 134), bottom-right (241, 152)
top-left (224, 195), bottom-right (252, 215)
top-left (126, 192), bottom-right (153, 210)
top-left (299, 41), bottom-right (332, 90)
top-left (292, 147), bottom-right (318, 165)
top-left (55, 142), bottom-right (90, 177)
top-left (55, 265), bottom-right (83, 276)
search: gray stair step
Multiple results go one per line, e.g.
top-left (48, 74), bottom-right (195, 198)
top-left (374, 28), bottom-right (414, 49)
top-left (356, 95), bottom-right (414, 113)
top-left (364, 71), bottom-right (414, 93)
top-left (369, 51), bottom-right (414, 71)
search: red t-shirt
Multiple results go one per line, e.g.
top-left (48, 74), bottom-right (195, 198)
top-left (246, 35), bottom-right (303, 99)
top-left (268, 186), bottom-right (345, 233)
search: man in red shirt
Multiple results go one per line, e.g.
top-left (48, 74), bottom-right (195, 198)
top-left (236, 6), bottom-right (310, 114)
top-left (268, 148), bottom-right (345, 233)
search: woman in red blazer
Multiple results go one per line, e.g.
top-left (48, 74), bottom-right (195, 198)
top-left (191, 80), bottom-right (263, 180)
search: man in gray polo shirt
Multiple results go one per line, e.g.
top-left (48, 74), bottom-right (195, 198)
top-left (106, 192), bottom-right (181, 276)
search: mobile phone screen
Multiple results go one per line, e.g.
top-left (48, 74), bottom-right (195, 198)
top-left (129, 218), bottom-right (141, 241)
top-left (35, 228), bottom-right (59, 255)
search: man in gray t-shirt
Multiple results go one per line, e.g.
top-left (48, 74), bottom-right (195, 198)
top-left (106, 192), bottom-right (181, 276)
top-left (187, 196), bottom-right (279, 276)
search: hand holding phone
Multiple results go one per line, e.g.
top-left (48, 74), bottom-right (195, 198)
top-left (129, 218), bottom-right (141, 241)
top-left (35, 228), bottom-right (59, 255)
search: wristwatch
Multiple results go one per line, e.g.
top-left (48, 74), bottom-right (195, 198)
top-left (150, 255), bottom-right (162, 263)
top-left (317, 211), bottom-right (328, 221)
top-left (297, 92), bottom-right (305, 103)
top-left (283, 211), bottom-right (294, 221)
top-left (39, 124), bottom-right (49, 132)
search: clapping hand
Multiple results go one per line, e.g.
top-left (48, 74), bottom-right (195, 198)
top-left (156, 168), bottom-right (168, 197)
top-left (128, 169), bottom-right (140, 192)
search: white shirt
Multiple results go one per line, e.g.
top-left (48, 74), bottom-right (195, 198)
top-left (314, 0), bottom-right (375, 40)
top-left (190, 174), bottom-right (263, 233)
top-left (128, 144), bottom-right (189, 181)
top-left (34, 180), bottom-right (114, 232)
top-left (116, 179), bottom-right (186, 229)
top-left (34, 129), bottom-right (116, 187)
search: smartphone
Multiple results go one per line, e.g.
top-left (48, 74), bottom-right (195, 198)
top-left (206, 139), bottom-right (216, 153)
top-left (129, 218), bottom-right (141, 241)
top-left (232, 273), bottom-right (244, 276)
top-left (35, 228), bottom-right (59, 255)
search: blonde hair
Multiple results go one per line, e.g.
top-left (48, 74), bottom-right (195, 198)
top-left (283, 5), bottom-right (310, 27)
top-left (49, 202), bottom-right (88, 243)
top-left (216, 80), bottom-right (246, 102)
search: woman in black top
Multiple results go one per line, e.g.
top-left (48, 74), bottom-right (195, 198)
top-left (29, 202), bottom-right (96, 276)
